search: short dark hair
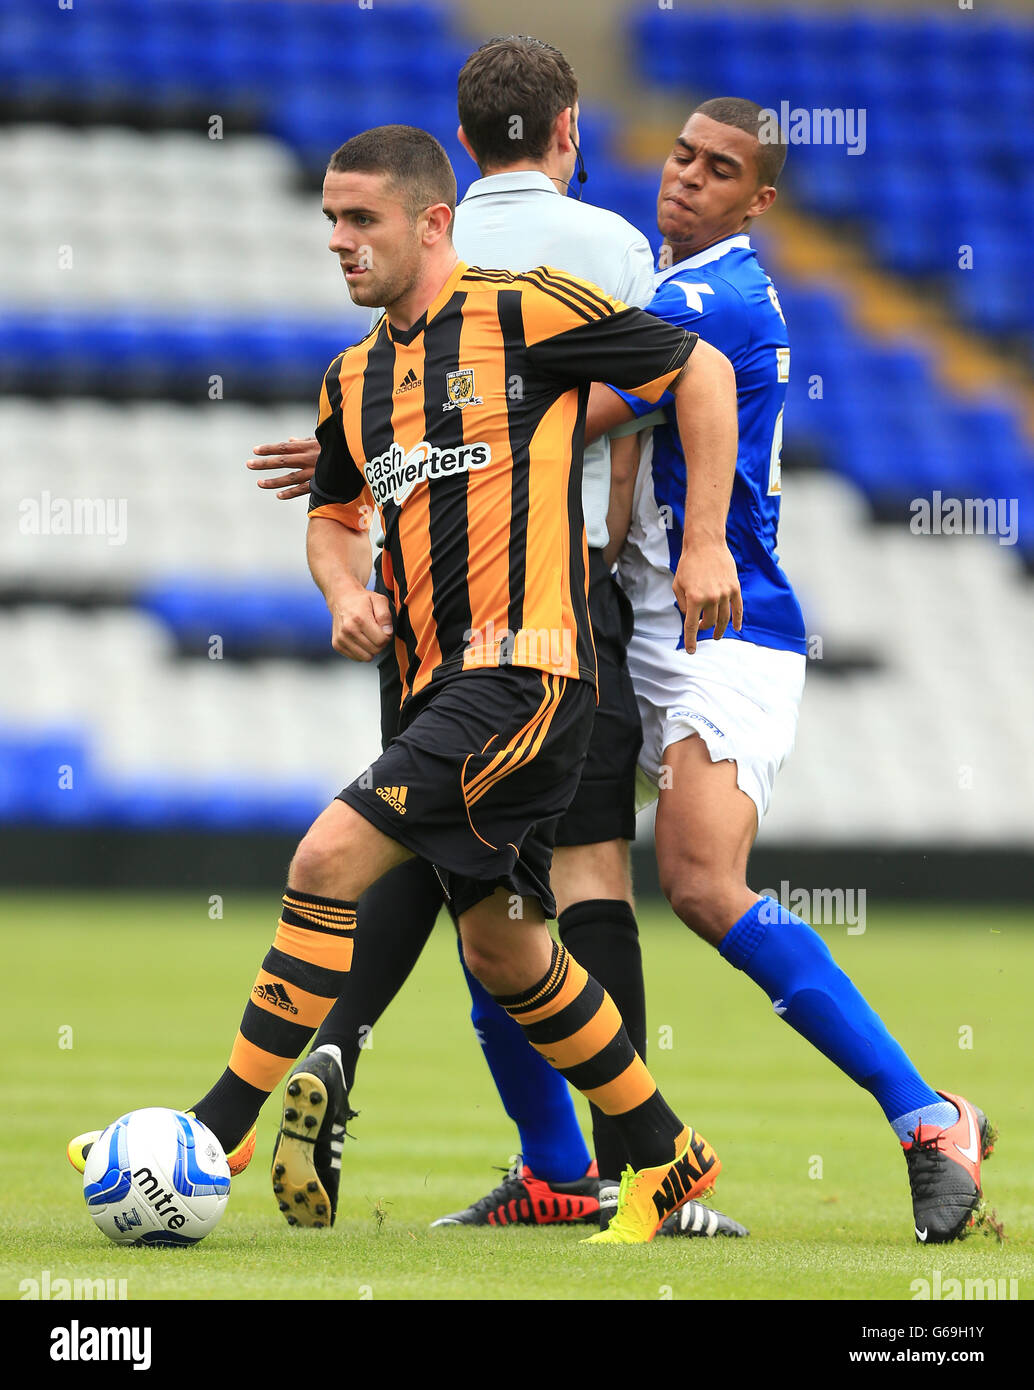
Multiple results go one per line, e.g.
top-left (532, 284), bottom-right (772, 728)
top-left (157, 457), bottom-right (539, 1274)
top-left (692, 97), bottom-right (787, 187)
top-left (457, 35), bottom-right (578, 171)
top-left (327, 125), bottom-right (457, 222)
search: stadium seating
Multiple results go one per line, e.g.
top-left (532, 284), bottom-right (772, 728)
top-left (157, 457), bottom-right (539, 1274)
top-left (768, 277), bottom-right (1034, 558)
top-left (0, 600), bottom-right (381, 829)
top-left (3, 394), bottom-right (1032, 840)
top-left (627, 9), bottom-right (1034, 353)
top-left (1, 4), bottom-right (1031, 848)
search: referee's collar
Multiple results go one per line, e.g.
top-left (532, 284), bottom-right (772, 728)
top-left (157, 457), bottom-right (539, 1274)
top-left (654, 233), bottom-right (752, 286)
top-left (460, 170), bottom-right (561, 202)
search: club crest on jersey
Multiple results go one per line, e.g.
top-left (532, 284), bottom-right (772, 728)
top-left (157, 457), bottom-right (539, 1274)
top-left (442, 368), bottom-right (483, 412)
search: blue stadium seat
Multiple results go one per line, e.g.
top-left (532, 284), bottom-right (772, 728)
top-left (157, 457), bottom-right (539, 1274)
top-left (625, 8), bottom-right (1034, 348)
top-left (0, 729), bottom-right (103, 825)
top-left (137, 580), bottom-right (332, 657)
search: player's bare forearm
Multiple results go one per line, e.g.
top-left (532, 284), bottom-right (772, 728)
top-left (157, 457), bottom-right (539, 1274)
top-left (586, 382), bottom-right (635, 443)
top-left (603, 433), bottom-right (640, 567)
top-left (306, 515), bottom-right (373, 609)
top-left (670, 340), bottom-right (743, 651)
top-left (306, 516), bottom-right (392, 661)
top-left (673, 340), bottom-right (737, 542)
top-left (247, 436), bottom-right (318, 498)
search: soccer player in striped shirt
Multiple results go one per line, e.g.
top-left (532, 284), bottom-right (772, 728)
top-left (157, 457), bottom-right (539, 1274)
top-left (248, 37), bottom-right (745, 1235)
top-left (71, 123), bottom-right (742, 1245)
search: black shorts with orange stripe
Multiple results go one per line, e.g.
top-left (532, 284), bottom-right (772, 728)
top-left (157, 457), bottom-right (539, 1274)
top-left (553, 548), bottom-right (642, 847)
top-left (373, 549), bottom-right (641, 848)
top-left (337, 666), bottom-right (595, 919)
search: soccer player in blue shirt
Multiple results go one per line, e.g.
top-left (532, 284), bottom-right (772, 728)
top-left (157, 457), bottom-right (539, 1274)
top-left (586, 98), bottom-right (994, 1243)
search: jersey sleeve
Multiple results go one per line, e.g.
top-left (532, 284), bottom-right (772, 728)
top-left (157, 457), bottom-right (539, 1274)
top-left (307, 354), bottom-right (375, 532)
top-left (522, 266), bottom-right (696, 402)
top-left (608, 271), bottom-right (751, 418)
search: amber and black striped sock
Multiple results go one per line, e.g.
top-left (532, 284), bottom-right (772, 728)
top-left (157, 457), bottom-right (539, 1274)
top-left (192, 887), bottom-right (357, 1151)
top-left (494, 940), bottom-right (684, 1173)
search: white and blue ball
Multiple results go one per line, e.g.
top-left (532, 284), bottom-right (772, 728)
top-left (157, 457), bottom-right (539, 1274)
top-left (82, 1108), bottom-right (230, 1247)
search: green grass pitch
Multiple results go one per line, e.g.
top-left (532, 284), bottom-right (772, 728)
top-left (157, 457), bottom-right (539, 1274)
top-left (2, 892), bottom-right (1032, 1303)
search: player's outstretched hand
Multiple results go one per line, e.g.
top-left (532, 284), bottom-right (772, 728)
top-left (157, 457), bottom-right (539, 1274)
top-left (330, 587), bottom-right (394, 662)
top-left (673, 541), bottom-right (743, 654)
top-left (247, 436), bottom-right (318, 498)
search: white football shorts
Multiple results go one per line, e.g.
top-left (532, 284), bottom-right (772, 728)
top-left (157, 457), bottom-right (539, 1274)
top-left (629, 633), bottom-right (807, 825)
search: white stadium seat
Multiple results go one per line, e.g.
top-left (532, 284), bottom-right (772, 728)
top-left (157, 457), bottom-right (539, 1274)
top-left (2, 123), bottom-right (1030, 849)
top-left (0, 124), bottom-right (367, 323)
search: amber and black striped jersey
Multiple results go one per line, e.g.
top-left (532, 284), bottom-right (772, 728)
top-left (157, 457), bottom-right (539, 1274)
top-left (308, 260), bottom-right (697, 709)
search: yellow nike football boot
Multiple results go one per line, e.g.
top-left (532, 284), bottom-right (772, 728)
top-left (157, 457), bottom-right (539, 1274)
top-left (582, 1126), bottom-right (720, 1244)
top-left (67, 1115), bottom-right (256, 1177)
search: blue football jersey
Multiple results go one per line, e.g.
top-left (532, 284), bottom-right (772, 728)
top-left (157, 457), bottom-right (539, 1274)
top-left (613, 234), bottom-right (806, 655)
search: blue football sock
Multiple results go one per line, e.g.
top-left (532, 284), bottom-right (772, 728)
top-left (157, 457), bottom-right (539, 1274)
top-left (719, 899), bottom-right (947, 1131)
top-left (458, 938), bottom-right (591, 1182)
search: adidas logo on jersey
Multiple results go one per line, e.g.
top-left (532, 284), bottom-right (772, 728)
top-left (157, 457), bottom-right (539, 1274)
top-left (375, 785), bottom-right (408, 814)
top-left (253, 982), bottom-right (299, 1015)
top-left (394, 369), bottom-right (422, 395)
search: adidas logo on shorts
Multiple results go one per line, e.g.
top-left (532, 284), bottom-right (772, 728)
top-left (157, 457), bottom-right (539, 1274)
top-left (376, 784), bottom-right (408, 815)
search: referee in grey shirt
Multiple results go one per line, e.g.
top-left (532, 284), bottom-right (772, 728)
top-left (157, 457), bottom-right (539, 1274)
top-left (248, 36), bottom-right (725, 1233)
top-left (452, 156), bottom-right (654, 562)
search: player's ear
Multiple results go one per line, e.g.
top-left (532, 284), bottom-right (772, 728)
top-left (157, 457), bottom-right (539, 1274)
top-left (748, 184), bottom-right (778, 220)
top-left (554, 105), bottom-right (575, 153)
top-left (421, 202), bottom-right (454, 245)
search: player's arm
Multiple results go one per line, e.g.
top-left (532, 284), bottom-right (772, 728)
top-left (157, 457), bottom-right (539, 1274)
top-left (593, 340), bottom-right (741, 650)
top-left (602, 432), bottom-right (640, 567)
top-left (550, 298), bottom-right (739, 652)
top-left (306, 358), bottom-right (393, 661)
top-left (667, 342), bottom-right (741, 651)
top-left (306, 516), bottom-right (392, 661)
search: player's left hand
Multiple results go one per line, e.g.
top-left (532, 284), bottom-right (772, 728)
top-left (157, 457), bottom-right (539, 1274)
top-left (673, 541), bottom-right (743, 654)
top-left (246, 436), bottom-right (318, 498)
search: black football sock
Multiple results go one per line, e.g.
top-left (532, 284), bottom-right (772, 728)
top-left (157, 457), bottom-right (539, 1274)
top-left (559, 898), bottom-right (647, 1179)
top-left (311, 856), bottom-right (446, 1092)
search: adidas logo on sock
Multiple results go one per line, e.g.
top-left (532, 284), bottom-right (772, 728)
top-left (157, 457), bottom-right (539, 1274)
top-left (375, 785), bottom-right (408, 814)
top-left (253, 982), bottom-right (299, 1015)
top-left (394, 369), bottom-right (421, 395)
